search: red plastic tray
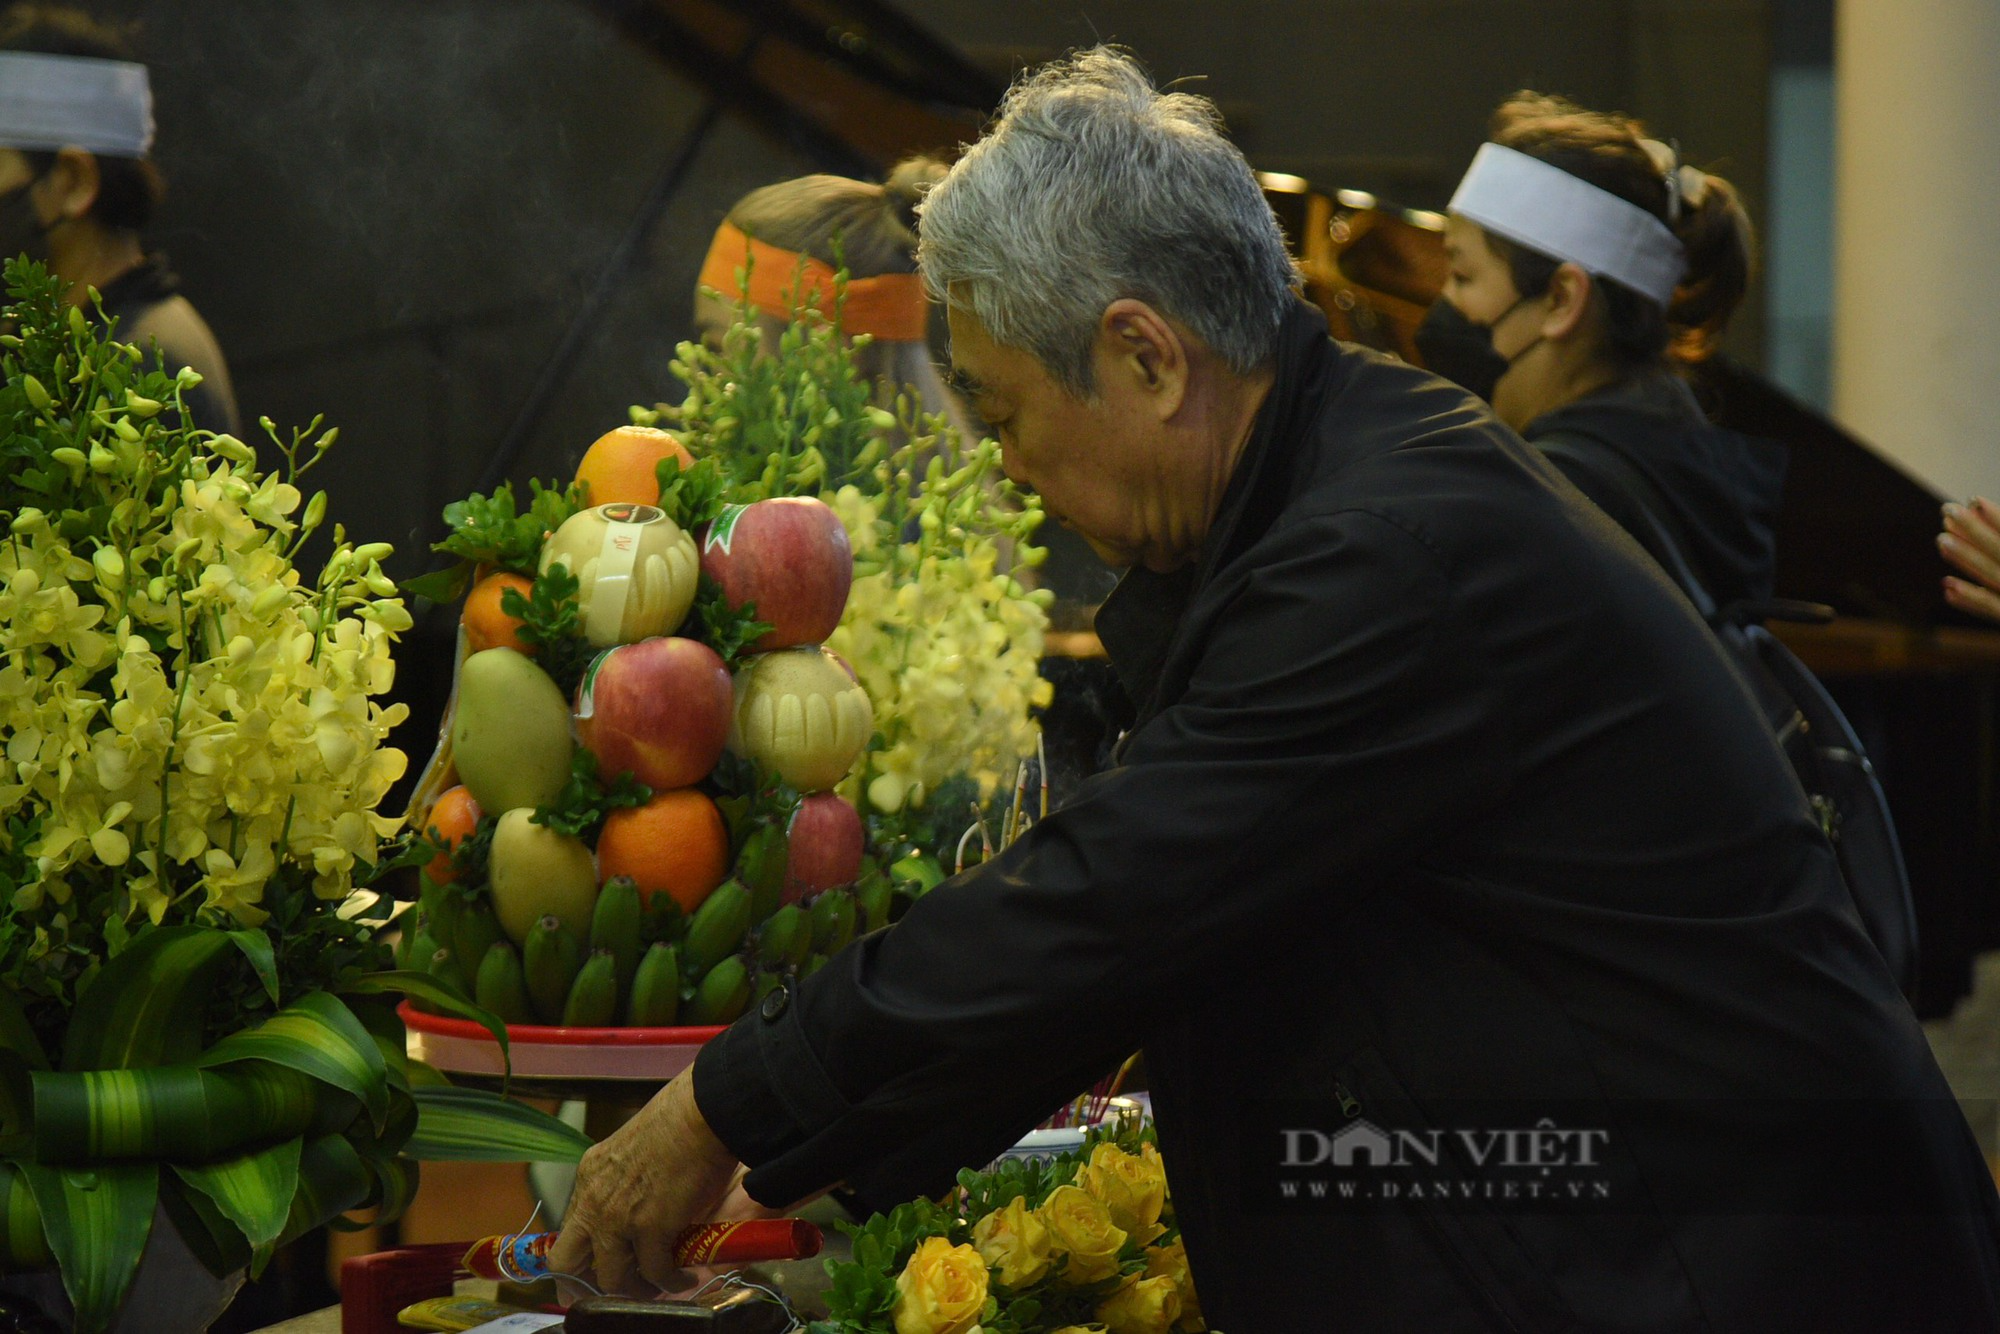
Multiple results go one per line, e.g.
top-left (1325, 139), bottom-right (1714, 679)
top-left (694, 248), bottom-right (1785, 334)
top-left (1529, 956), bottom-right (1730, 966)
top-left (399, 1001), bottom-right (724, 1082)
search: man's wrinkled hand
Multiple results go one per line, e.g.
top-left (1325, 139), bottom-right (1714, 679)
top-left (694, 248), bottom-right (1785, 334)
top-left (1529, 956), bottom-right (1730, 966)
top-left (547, 1071), bottom-right (741, 1299)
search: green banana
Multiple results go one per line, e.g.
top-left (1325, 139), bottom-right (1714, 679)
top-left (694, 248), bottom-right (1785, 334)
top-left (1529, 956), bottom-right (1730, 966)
top-left (427, 946), bottom-right (471, 1002)
top-left (626, 943), bottom-right (682, 1027)
top-left (562, 950), bottom-right (619, 1028)
top-left (454, 900), bottom-right (505, 978)
top-left (854, 870), bottom-right (893, 935)
top-left (590, 876), bottom-right (645, 1008)
top-left (640, 890), bottom-right (686, 948)
top-left (754, 904), bottom-right (805, 971)
top-left (423, 886), bottom-right (464, 963)
top-left (799, 951), bottom-right (829, 981)
top-left (405, 925), bottom-right (440, 974)
top-left (752, 969), bottom-right (783, 1004)
top-left (683, 880), bottom-right (752, 981)
top-left (737, 826), bottom-right (789, 922)
top-left (809, 889), bottom-right (858, 956)
top-left (523, 915), bottom-right (583, 1025)
top-left (395, 912), bottom-right (429, 971)
top-left (474, 941), bottom-right (533, 1026)
top-left (682, 954), bottom-right (751, 1026)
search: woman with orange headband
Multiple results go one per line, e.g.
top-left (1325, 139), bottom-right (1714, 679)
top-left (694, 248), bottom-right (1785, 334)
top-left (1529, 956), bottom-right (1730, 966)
top-left (694, 157), bottom-right (973, 438)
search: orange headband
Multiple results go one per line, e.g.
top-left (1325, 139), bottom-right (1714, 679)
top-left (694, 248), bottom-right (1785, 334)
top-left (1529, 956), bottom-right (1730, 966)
top-left (699, 221), bottom-right (930, 343)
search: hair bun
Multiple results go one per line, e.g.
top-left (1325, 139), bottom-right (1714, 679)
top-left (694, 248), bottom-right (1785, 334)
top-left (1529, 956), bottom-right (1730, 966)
top-left (883, 155), bottom-right (950, 234)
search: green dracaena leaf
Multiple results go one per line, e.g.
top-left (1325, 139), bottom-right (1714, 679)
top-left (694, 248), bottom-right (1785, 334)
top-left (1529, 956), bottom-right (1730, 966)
top-left (274, 1133), bottom-right (373, 1250)
top-left (343, 969), bottom-right (511, 1074)
top-left (0, 1051), bottom-right (31, 1154)
top-left (0, 1159), bottom-right (52, 1269)
top-left (61, 926), bottom-right (236, 1071)
top-left (226, 929), bottom-right (280, 1007)
top-left (403, 1059), bottom-right (452, 1089)
top-left (350, 1124), bottom-right (420, 1228)
top-left (158, 1171), bottom-right (252, 1280)
top-left (370, 1082), bottom-right (419, 1163)
top-left (172, 1136), bottom-right (302, 1279)
top-left (0, 989), bottom-right (48, 1070)
top-left (196, 991), bottom-right (389, 1133)
top-left (31, 1063), bottom-right (324, 1163)
top-left (404, 1085), bottom-right (591, 1163)
top-left (19, 1159), bottom-right (158, 1334)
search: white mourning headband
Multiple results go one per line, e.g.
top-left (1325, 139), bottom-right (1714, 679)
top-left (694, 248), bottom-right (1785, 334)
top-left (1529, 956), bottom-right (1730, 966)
top-left (0, 52), bottom-right (154, 157)
top-left (1448, 142), bottom-right (1684, 308)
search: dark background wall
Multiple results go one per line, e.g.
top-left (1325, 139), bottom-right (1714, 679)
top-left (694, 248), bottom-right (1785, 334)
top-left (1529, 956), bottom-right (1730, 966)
top-left (113, 0), bottom-right (1773, 585)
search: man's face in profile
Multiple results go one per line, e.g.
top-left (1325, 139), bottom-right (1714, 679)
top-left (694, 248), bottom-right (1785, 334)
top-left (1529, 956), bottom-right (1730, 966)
top-left (945, 301), bottom-right (1174, 572)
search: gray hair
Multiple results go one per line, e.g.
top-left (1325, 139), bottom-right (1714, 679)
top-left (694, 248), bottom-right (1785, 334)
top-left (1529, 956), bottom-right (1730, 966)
top-left (918, 46), bottom-right (1298, 396)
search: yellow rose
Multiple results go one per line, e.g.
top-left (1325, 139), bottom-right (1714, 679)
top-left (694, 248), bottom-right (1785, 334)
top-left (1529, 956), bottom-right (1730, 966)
top-left (1075, 1142), bottom-right (1168, 1243)
top-left (1050, 1327), bottom-right (1110, 1334)
top-left (972, 1195), bottom-right (1055, 1288)
top-left (1145, 1239), bottom-right (1204, 1332)
top-left (1095, 1274), bottom-right (1182, 1334)
top-left (893, 1236), bottom-right (989, 1334)
top-left (1039, 1184), bottom-right (1129, 1285)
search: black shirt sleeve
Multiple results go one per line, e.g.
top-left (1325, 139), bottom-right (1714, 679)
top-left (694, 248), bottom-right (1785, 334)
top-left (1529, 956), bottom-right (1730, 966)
top-left (694, 506), bottom-right (1507, 1208)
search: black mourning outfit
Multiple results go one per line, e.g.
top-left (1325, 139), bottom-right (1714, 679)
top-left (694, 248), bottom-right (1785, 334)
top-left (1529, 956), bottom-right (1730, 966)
top-left (1524, 369), bottom-right (1789, 616)
top-left (95, 252), bottom-right (239, 436)
top-left (697, 303), bottom-right (2000, 1331)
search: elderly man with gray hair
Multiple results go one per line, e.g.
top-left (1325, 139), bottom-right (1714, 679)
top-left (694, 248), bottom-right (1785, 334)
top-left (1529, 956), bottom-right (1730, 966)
top-left (554, 48), bottom-right (2000, 1330)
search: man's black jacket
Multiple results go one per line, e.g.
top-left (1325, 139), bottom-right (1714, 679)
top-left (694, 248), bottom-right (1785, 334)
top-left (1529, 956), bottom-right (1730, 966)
top-left (696, 303), bottom-right (2000, 1331)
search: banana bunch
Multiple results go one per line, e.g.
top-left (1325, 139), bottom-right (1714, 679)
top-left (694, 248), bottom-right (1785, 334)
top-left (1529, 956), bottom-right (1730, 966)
top-left (398, 843), bottom-right (915, 1030)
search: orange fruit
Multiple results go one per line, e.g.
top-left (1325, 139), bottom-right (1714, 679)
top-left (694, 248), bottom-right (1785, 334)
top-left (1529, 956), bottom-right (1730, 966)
top-left (423, 785), bottom-right (483, 883)
top-left (595, 788), bottom-right (730, 914)
top-left (462, 572), bottom-right (535, 654)
top-left (573, 425), bottom-right (694, 507)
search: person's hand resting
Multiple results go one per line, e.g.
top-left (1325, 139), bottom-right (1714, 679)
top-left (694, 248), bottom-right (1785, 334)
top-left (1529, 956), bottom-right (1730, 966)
top-left (1940, 498), bottom-right (2000, 624)
top-left (547, 1071), bottom-right (742, 1298)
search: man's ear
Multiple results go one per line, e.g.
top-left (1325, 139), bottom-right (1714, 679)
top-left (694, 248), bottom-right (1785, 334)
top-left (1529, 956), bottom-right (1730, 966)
top-left (1099, 298), bottom-right (1188, 419)
top-left (1540, 262), bottom-right (1595, 342)
top-left (38, 148), bottom-right (101, 225)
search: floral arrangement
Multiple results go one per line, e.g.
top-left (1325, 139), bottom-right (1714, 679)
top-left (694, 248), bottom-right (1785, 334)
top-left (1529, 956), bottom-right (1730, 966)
top-left (662, 271), bottom-right (1053, 842)
top-left (0, 260), bottom-right (586, 1332)
top-left (824, 433), bottom-right (1050, 823)
top-left (814, 1121), bottom-right (1204, 1334)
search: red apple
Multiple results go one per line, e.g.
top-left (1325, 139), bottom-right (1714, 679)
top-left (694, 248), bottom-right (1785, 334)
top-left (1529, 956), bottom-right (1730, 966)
top-left (700, 498), bottom-right (853, 651)
top-left (784, 791), bottom-right (864, 902)
top-left (575, 636), bottom-right (733, 790)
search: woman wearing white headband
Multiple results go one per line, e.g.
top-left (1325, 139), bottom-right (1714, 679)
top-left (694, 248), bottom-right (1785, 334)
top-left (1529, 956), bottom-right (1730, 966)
top-left (1417, 93), bottom-right (1777, 617)
top-left (0, 5), bottom-right (238, 435)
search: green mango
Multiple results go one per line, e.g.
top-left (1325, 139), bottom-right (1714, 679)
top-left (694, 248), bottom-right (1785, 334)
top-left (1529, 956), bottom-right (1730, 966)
top-left (489, 809), bottom-right (599, 945)
top-left (450, 647), bottom-right (574, 814)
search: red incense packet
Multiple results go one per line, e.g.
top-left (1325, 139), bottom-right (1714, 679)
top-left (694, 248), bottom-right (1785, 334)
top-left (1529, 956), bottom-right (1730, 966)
top-left (463, 1219), bottom-right (822, 1283)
